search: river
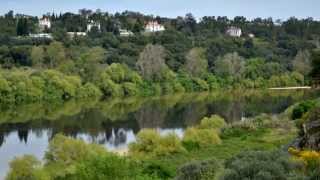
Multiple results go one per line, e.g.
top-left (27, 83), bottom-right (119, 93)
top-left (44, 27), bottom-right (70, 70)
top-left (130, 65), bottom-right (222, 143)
top-left (0, 90), bottom-right (318, 179)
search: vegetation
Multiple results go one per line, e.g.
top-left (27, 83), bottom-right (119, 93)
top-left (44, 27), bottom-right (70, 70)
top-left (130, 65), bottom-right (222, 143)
top-left (7, 104), bottom-right (315, 179)
top-left (1, 10), bottom-right (320, 104)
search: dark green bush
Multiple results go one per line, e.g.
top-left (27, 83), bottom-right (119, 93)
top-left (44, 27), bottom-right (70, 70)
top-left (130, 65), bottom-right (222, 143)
top-left (222, 151), bottom-right (303, 180)
top-left (176, 158), bottom-right (221, 180)
top-left (292, 100), bottom-right (316, 120)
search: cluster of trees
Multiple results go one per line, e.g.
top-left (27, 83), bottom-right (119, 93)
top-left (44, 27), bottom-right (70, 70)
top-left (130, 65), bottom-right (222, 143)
top-left (0, 69), bottom-right (101, 103)
top-left (0, 10), bottom-right (320, 104)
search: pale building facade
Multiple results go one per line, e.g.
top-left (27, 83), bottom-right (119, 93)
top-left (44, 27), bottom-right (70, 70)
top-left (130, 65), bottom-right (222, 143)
top-left (144, 21), bottom-right (165, 32)
top-left (39, 17), bottom-right (51, 30)
top-left (226, 26), bottom-right (242, 37)
top-left (87, 20), bottom-right (101, 32)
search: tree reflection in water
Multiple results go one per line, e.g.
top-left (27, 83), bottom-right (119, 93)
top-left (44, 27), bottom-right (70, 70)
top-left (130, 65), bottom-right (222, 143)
top-left (0, 90), bottom-right (318, 148)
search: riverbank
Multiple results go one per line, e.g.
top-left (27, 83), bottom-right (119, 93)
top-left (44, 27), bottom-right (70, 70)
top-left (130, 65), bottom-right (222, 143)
top-left (4, 97), bottom-right (302, 179)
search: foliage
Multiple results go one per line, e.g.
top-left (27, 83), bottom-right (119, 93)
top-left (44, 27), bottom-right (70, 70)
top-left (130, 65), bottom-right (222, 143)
top-left (183, 127), bottom-right (221, 147)
top-left (289, 148), bottom-right (320, 178)
top-left (291, 100), bottom-right (316, 120)
top-left (6, 155), bottom-right (46, 180)
top-left (214, 52), bottom-right (245, 80)
top-left (44, 134), bottom-right (106, 178)
top-left (222, 151), bottom-right (303, 180)
top-left (184, 47), bottom-right (208, 77)
top-left (176, 158), bottom-right (221, 180)
top-left (129, 129), bottom-right (186, 157)
top-left (198, 115), bottom-right (226, 130)
top-left (136, 44), bottom-right (167, 81)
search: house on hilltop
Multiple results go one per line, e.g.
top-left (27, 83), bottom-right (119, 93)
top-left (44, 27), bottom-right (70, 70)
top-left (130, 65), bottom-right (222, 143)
top-left (226, 26), bottom-right (242, 37)
top-left (87, 20), bottom-right (101, 32)
top-left (144, 21), bottom-right (165, 32)
top-left (39, 17), bottom-right (51, 30)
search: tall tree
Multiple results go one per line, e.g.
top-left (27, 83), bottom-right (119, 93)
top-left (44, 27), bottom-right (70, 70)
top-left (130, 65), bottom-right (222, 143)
top-left (214, 52), bottom-right (245, 79)
top-left (184, 47), bottom-right (208, 77)
top-left (46, 42), bottom-right (66, 68)
top-left (136, 44), bottom-right (167, 81)
top-left (292, 50), bottom-right (312, 76)
top-left (31, 46), bottom-right (45, 68)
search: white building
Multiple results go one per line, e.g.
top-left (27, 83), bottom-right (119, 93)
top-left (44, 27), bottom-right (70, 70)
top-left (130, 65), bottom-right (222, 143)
top-left (144, 21), bottom-right (165, 32)
top-left (248, 33), bottom-right (255, 38)
top-left (226, 26), bottom-right (242, 37)
top-left (119, 29), bottom-right (134, 37)
top-left (87, 20), bottom-right (101, 32)
top-left (29, 33), bottom-right (53, 39)
top-left (67, 32), bottom-right (87, 38)
top-left (39, 17), bottom-right (51, 30)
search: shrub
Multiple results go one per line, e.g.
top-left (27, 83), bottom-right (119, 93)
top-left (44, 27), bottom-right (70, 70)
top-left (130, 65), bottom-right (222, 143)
top-left (222, 151), bottom-right (303, 180)
top-left (176, 158), bottom-right (221, 180)
top-left (44, 134), bottom-right (106, 178)
top-left (198, 115), bottom-right (226, 130)
top-left (292, 100), bottom-right (316, 120)
top-left (71, 153), bottom-right (145, 180)
top-left (289, 148), bottom-right (320, 175)
top-left (6, 155), bottom-right (44, 180)
top-left (77, 83), bottom-right (102, 99)
top-left (192, 78), bottom-right (209, 91)
top-left (122, 82), bottom-right (139, 96)
top-left (129, 129), bottom-right (185, 156)
top-left (183, 127), bottom-right (221, 147)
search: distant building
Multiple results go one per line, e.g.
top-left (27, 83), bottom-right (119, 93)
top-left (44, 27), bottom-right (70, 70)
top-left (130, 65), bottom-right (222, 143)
top-left (119, 29), bottom-right (134, 37)
top-left (39, 17), bottom-right (51, 30)
top-left (67, 32), bottom-right (87, 38)
top-left (87, 20), bottom-right (101, 32)
top-left (144, 21), bottom-right (165, 32)
top-left (248, 33), bottom-right (255, 38)
top-left (29, 33), bottom-right (53, 39)
top-left (226, 26), bottom-right (242, 37)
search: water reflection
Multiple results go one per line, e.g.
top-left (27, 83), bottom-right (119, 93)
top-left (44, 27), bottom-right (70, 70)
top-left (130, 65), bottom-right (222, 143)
top-left (0, 90), bottom-right (318, 148)
top-left (0, 90), bottom-right (318, 178)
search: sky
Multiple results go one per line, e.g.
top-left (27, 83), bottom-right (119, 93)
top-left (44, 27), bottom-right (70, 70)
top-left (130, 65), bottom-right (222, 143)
top-left (1, 0), bottom-right (320, 20)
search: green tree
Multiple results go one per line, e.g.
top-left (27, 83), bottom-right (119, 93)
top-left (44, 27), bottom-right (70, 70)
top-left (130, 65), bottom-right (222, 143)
top-left (292, 50), bottom-right (312, 76)
top-left (46, 42), bottom-right (66, 68)
top-left (136, 44), bottom-right (167, 81)
top-left (184, 47), bottom-right (208, 77)
top-left (31, 46), bottom-right (45, 68)
top-left (6, 155), bottom-right (43, 180)
top-left (214, 52), bottom-right (245, 79)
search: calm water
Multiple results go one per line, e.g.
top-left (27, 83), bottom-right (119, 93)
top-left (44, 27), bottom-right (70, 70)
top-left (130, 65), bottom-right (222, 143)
top-left (0, 90), bottom-right (318, 178)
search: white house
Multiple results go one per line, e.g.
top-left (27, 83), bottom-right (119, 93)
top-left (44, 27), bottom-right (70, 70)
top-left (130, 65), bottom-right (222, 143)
top-left (119, 29), bottom-right (134, 37)
top-left (87, 20), bottom-right (101, 32)
top-left (39, 17), bottom-right (51, 30)
top-left (67, 32), bottom-right (87, 38)
top-left (226, 26), bottom-right (242, 37)
top-left (144, 21), bottom-right (165, 32)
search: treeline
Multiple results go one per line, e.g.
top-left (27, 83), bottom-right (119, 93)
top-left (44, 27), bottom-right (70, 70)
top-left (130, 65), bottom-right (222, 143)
top-left (1, 10), bottom-right (320, 103)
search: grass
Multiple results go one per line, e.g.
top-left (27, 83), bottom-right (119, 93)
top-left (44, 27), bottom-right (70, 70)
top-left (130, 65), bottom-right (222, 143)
top-left (138, 117), bottom-right (298, 178)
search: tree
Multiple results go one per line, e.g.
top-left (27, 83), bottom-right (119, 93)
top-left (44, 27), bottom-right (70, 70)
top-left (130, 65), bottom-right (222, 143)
top-left (6, 155), bottom-right (42, 180)
top-left (184, 48), bottom-right (208, 77)
top-left (136, 44), bottom-right (167, 81)
top-left (31, 46), bottom-right (45, 68)
top-left (292, 50), bottom-right (312, 76)
top-left (311, 50), bottom-right (320, 78)
top-left (16, 18), bottom-right (29, 36)
top-left (214, 52), bottom-right (245, 79)
top-left (46, 42), bottom-right (66, 68)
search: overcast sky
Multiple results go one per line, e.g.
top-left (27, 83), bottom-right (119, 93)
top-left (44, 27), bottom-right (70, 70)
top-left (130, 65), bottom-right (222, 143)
top-left (1, 0), bottom-right (319, 20)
